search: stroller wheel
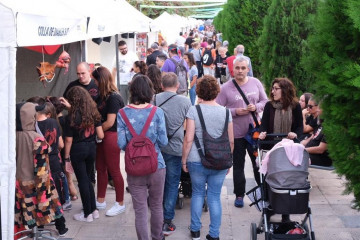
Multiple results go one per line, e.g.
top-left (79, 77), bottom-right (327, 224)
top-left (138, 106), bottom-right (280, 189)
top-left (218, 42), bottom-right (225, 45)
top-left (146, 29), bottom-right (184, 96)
top-left (203, 198), bottom-right (208, 212)
top-left (250, 223), bottom-right (257, 240)
top-left (303, 223), bottom-right (315, 240)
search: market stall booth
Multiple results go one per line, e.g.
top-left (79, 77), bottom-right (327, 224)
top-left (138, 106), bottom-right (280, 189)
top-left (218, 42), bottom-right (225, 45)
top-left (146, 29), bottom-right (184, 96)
top-left (0, 0), bottom-right (154, 239)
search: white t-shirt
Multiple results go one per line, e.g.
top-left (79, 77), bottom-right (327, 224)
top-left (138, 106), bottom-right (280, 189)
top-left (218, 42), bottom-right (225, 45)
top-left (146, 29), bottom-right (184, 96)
top-left (112, 51), bottom-right (139, 85)
top-left (175, 36), bottom-right (186, 47)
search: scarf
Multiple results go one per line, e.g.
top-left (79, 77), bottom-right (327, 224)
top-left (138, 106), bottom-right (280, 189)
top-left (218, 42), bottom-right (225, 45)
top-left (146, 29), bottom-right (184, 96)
top-left (272, 101), bottom-right (292, 134)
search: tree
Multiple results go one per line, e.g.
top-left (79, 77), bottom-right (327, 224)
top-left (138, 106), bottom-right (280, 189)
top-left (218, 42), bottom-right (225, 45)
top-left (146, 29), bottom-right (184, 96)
top-left (213, 0), bottom-right (271, 76)
top-left (126, 0), bottom-right (196, 19)
top-left (257, 0), bottom-right (317, 93)
top-left (303, 0), bottom-right (360, 209)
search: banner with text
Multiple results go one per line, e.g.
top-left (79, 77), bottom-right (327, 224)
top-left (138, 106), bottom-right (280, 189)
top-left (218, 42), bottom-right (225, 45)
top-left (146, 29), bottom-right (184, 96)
top-left (16, 13), bottom-right (88, 46)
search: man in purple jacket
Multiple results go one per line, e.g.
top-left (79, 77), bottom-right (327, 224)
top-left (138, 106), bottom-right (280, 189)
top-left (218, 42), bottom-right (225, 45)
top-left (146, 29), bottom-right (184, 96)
top-left (161, 44), bottom-right (189, 73)
top-left (216, 57), bottom-right (268, 208)
top-left (162, 44), bottom-right (189, 96)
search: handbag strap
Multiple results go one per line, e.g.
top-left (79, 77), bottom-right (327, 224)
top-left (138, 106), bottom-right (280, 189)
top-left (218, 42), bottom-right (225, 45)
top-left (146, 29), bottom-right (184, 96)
top-left (168, 118), bottom-right (185, 141)
top-left (156, 94), bottom-right (177, 108)
top-left (232, 79), bottom-right (260, 128)
top-left (193, 105), bottom-right (230, 158)
top-left (195, 105), bottom-right (207, 131)
top-left (194, 105), bottom-right (205, 158)
top-left (154, 93), bottom-right (183, 140)
top-left (119, 106), bottom-right (157, 138)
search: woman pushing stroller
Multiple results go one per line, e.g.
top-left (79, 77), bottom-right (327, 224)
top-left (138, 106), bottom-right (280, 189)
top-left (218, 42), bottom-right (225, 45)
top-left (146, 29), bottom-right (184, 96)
top-left (258, 77), bottom-right (303, 223)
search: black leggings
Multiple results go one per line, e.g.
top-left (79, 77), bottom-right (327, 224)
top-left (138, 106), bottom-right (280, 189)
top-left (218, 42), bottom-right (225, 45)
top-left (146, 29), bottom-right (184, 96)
top-left (70, 141), bottom-right (97, 217)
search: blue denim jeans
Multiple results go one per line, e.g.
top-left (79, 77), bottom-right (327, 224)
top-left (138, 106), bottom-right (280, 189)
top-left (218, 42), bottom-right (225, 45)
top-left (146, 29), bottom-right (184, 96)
top-left (189, 84), bottom-right (196, 106)
top-left (187, 162), bottom-right (227, 238)
top-left (162, 152), bottom-right (182, 221)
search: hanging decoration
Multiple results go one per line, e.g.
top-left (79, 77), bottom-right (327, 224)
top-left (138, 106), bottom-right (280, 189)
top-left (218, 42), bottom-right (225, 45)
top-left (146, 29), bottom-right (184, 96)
top-left (55, 49), bottom-right (71, 73)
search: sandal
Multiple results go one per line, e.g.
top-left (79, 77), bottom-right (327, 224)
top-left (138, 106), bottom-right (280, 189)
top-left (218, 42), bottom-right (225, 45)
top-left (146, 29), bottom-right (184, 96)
top-left (70, 195), bottom-right (78, 201)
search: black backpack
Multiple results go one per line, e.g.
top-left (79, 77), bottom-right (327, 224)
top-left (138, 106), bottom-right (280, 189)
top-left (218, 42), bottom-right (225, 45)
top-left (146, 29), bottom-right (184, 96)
top-left (169, 58), bottom-right (188, 94)
top-left (193, 105), bottom-right (233, 170)
top-left (202, 49), bottom-right (214, 66)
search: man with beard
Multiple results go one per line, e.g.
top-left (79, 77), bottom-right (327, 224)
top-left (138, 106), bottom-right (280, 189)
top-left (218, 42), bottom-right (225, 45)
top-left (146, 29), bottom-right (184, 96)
top-left (111, 40), bottom-right (139, 104)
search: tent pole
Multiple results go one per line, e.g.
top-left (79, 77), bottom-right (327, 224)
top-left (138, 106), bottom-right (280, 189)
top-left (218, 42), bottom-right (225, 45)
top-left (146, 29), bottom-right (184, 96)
top-left (115, 34), bottom-right (120, 91)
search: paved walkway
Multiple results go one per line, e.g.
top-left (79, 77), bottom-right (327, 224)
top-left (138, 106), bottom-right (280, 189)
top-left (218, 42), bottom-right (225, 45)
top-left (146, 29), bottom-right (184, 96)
top-left (49, 153), bottom-right (359, 240)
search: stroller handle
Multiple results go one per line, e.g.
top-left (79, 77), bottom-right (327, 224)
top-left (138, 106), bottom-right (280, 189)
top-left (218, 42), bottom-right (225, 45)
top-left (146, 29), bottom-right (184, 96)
top-left (258, 133), bottom-right (290, 146)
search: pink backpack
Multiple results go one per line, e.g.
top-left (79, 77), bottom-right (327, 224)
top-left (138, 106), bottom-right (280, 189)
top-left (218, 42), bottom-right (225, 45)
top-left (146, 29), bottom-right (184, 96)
top-left (119, 107), bottom-right (158, 176)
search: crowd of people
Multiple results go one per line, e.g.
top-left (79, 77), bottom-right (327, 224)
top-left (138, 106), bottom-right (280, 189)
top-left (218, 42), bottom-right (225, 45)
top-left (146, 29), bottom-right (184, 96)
top-left (15, 25), bottom-right (331, 240)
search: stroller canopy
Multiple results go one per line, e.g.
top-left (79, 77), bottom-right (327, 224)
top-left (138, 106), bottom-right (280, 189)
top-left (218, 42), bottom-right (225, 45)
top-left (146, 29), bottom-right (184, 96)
top-left (265, 147), bottom-right (310, 189)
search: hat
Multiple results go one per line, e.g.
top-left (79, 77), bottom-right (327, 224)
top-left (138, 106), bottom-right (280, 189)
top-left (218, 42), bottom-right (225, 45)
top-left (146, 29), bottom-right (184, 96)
top-left (151, 42), bottom-right (159, 50)
top-left (223, 40), bottom-right (229, 47)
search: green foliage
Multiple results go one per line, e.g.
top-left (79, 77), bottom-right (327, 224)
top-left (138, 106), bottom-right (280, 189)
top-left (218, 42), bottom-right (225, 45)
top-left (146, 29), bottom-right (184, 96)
top-left (126, 0), bottom-right (196, 19)
top-left (213, 0), bottom-right (271, 77)
top-left (303, 0), bottom-right (360, 207)
top-left (257, 0), bottom-right (317, 94)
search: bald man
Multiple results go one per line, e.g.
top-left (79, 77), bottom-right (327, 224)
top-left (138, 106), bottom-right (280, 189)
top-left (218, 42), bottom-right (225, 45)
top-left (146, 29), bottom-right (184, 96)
top-left (63, 62), bottom-right (99, 104)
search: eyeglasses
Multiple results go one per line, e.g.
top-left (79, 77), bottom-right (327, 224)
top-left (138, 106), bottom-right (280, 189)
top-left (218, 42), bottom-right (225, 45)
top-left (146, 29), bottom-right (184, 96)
top-left (271, 87), bottom-right (281, 91)
top-left (307, 104), bottom-right (318, 109)
top-left (119, 47), bottom-right (127, 51)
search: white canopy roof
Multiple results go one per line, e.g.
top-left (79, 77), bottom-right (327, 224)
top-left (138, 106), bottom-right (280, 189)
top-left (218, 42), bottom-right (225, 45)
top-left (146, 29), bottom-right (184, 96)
top-left (62, 0), bottom-right (154, 39)
top-left (1, 0), bottom-right (154, 47)
top-left (1, 0), bottom-right (88, 46)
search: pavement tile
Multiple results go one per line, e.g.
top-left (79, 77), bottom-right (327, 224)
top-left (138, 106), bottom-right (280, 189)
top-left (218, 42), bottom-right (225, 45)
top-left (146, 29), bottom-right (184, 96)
top-left (56, 153), bottom-right (359, 240)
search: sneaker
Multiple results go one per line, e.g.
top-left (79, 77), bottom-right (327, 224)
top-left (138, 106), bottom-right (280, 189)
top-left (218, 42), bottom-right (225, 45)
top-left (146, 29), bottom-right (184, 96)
top-left (92, 209), bottom-right (99, 219)
top-left (162, 221), bottom-right (176, 236)
top-left (80, 210), bottom-right (99, 219)
top-left (106, 202), bottom-right (125, 217)
top-left (96, 200), bottom-right (106, 210)
top-left (206, 234), bottom-right (219, 240)
top-left (234, 197), bottom-right (244, 208)
top-left (62, 201), bottom-right (72, 211)
top-left (191, 230), bottom-right (200, 240)
top-left (58, 227), bottom-right (68, 237)
top-left (73, 213), bottom-right (94, 222)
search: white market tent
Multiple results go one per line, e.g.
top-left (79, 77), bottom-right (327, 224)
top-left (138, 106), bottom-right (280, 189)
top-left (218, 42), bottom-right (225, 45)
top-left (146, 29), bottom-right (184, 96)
top-left (152, 12), bottom-right (203, 45)
top-left (62, 0), bottom-right (154, 39)
top-left (152, 12), bottom-right (185, 44)
top-left (0, 0), bottom-right (154, 239)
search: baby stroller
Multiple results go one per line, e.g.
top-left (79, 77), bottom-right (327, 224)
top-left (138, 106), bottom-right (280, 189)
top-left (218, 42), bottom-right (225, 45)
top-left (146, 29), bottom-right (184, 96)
top-left (248, 134), bottom-right (315, 240)
top-left (177, 169), bottom-right (208, 212)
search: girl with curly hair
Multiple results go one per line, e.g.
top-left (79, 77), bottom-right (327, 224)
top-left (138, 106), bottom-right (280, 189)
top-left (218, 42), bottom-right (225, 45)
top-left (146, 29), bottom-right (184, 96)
top-left (63, 86), bottom-right (104, 222)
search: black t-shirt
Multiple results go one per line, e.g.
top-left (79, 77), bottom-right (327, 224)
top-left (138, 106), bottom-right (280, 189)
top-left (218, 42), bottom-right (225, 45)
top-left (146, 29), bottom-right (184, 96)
top-left (146, 50), bottom-right (162, 66)
top-left (58, 115), bottom-right (66, 161)
top-left (185, 37), bottom-right (194, 48)
top-left (37, 118), bottom-right (62, 173)
top-left (214, 55), bottom-right (228, 78)
top-left (63, 79), bottom-right (99, 104)
top-left (305, 126), bottom-right (332, 166)
top-left (305, 115), bottom-right (319, 131)
top-left (97, 92), bottom-right (124, 132)
top-left (64, 114), bottom-right (101, 144)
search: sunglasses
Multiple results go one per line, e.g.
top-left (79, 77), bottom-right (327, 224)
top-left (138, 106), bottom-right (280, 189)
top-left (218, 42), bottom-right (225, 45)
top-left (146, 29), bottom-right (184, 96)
top-left (307, 104), bottom-right (318, 109)
top-left (271, 87), bottom-right (281, 91)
